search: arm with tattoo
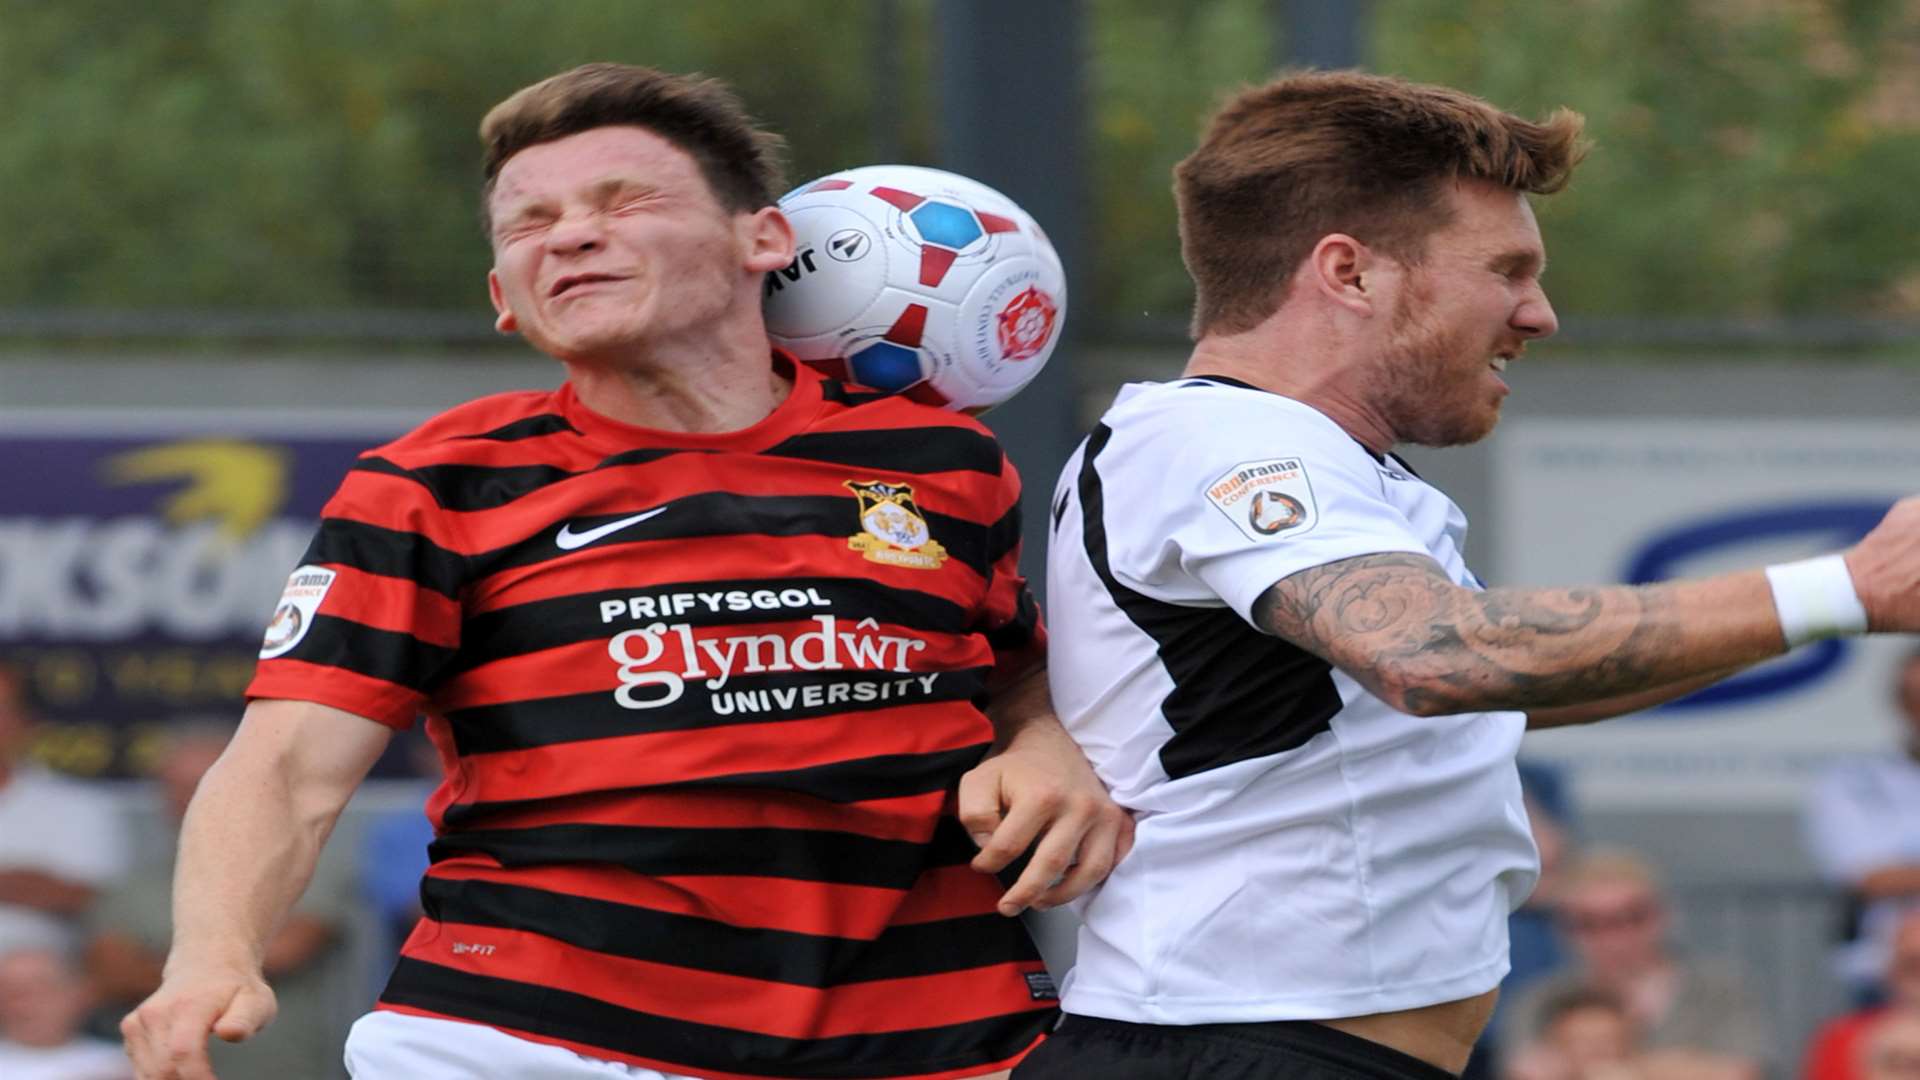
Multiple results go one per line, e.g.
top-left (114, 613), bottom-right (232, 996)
top-left (1252, 553), bottom-right (1786, 719)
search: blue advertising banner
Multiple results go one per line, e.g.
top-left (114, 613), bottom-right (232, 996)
top-left (0, 410), bottom-right (418, 777)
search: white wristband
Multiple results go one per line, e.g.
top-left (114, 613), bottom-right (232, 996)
top-left (1765, 553), bottom-right (1868, 647)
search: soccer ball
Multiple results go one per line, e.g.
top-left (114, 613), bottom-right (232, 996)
top-left (763, 164), bottom-right (1067, 414)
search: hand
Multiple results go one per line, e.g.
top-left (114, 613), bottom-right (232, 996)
top-left (1848, 495), bottom-right (1920, 631)
top-left (957, 714), bottom-right (1134, 916)
top-left (121, 964), bottom-right (277, 1080)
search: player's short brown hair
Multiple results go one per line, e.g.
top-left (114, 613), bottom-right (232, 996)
top-left (479, 63), bottom-right (788, 234)
top-left (1175, 70), bottom-right (1588, 337)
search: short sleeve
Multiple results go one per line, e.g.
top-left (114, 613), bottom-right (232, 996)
top-left (245, 458), bottom-right (466, 728)
top-left (974, 452), bottom-right (1046, 689)
top-left (1099, 396), bottom-right (1431, 624)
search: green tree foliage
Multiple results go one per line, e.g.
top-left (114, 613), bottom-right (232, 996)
top-left (3, 1), bottom-right (1918, 326)
top-left (0, 1), bottom-right (904, 312)
top-left (1084, 0), bottom-right (1271, 329)
top-left (1374, 0), bottom-right (1920, 317)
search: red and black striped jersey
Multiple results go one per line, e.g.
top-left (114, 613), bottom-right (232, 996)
top-left (247, 356), bottom-right (1055, 1080)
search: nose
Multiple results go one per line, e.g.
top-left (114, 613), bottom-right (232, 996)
top-left (1513, 282), bottom-right (1558, 341)
top-left (545, 208), bottom-right (605, 255)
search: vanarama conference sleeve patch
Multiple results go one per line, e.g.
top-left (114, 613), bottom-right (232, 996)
top-left (1205, 458), bottom-right (1318, 541)
top-left (259, 564), bottom-right (336, 659)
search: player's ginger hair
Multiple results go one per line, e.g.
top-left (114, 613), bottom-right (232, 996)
top-left (1176, 70), bottom-right (1588, 338)
top-left (478, 62), bottom-right (788, 236)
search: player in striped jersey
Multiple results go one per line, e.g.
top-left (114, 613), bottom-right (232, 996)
top-left (120, 64), bottom-right (1131, 1080)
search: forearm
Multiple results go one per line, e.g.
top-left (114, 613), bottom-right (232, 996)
top-left (1526, 664), bottom-right (1749, 729)
top-left (168, 752), bottom-right (341, 973)
top-left (983, 664), bottom-right (1052, 747)
top-left (0, 867), bottom-right (97, 914)
top-left (1257, 553), bottom-right (1787, 717)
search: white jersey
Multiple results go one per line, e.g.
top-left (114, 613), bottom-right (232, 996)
top-left (1046, 377), bottom-right (1537, 1023)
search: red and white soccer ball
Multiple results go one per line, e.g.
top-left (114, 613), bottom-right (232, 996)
top-left (763, 165), bottom-right (1067, 414)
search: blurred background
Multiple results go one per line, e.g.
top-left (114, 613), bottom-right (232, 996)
top-left (2, 2), bottom-right (1918, 1078)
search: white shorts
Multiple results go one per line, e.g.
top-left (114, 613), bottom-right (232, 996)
top-left (344, 1008), bottom-right (1013, 1080)
top-left (343, 1010), bottom-right (699, 1080)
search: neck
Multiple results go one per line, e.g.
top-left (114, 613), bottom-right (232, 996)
top-left (559, 310), bottom-right (789, 433)
top-left (566, 356), bottom-right (789, 434)
top-left (1184, 327), bottom-right (1398, 454)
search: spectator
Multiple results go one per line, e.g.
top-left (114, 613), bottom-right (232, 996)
top-left (1861, 1010), bottom-right (1920, 1080)
top-left (1509, 763), bottom-right (1578, 995)
top-left (1503, 849), bottom-right (1771, 1079)
top-left (1470, 763), bottom-right (1579, 1079)
top-left (1805, 646), bottom-right (1920, 995)
top-left (83, 723), bottom-right (358, 1080)
top-left (1505, 985), bottom-right (1640, 1080)
top-left (1805, 910), bottom-right (1920, 1080)
top-left (0, 664), bottom-right (130, 958)
top-left (0, 946), bottom-right (131, 1079)
top-left (1507, 983), bottom-right (1760, 1080)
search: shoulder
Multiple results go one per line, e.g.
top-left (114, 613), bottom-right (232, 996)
top-left (369, 389), bottom-right (566, 470)
top-left (1099, 381), bottom-right (1376, 466)
top-left (809, 380), bottom-right (1008, 478)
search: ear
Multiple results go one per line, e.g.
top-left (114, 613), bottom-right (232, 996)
top-left (740, 206), bottom-right (797, 274)
top-left (1306, 233), bottom-right (1390, 318)
top-left (487, 268), bottom-right (518, 335)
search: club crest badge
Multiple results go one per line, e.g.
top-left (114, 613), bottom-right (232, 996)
top-left (845, 480), bottom-right (948, 570)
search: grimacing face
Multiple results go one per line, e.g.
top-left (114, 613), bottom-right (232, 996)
top-left (485, 125), bottom-right (785, 366)
top-left (1371, 179), bottom-right (1559, 448)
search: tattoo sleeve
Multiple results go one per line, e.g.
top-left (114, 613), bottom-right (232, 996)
top-left (1252, 553), bottom-right (1784, 716)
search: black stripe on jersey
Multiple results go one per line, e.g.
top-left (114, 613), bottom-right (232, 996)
top-left (596, 446), bottom-right (692, 470)
top-left (448, 576), bottom-right (973, 675)
top-left (440, 744), bottom-right (992, 828)
top-left (654, 744), bottom-right (991, 804)
top-left (468, 492), bottom-right (993, 581)
top-left (359, 451), bottom-right (687, 514)
top-left (302, 518), bottom-right (469, 600)
top-left (985, 502), bottom-right (1022, 566)
top-left (430, 817), bottom-right (979, 889)
top-left (403, 462), bottom-right (578, 512)
top-left (416, 876), bottom-right (1040, 987)
top-left (984, 588), bottom-right (1040, 653)
top-left (457, 414), bottom-right (579, 441)
top-left (818, 378), bottom-right (893, 407)
top-left (1077, 424), bottom-right (1344, 780)
top-left (765, 428), bottom-right (1003, 477)
top-left (381, 959), bottom-right (1049, 1079)
top-left (282, 614), bottom-right (455, 692)
top-left (442, 667), bottom-right (989, 756)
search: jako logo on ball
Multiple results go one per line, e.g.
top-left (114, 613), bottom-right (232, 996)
top-left (763, 164), bottom-right (1067, 415)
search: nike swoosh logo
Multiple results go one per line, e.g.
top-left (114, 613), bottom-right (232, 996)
top-left (555, 507), bottom-right (668, 550)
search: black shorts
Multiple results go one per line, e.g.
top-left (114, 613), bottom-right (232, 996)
top-left (1012, 1014), bottom-right (1459, 1080)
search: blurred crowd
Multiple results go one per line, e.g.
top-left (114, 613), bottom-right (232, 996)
top-left (4, 649), bottom-right (1920, 1079)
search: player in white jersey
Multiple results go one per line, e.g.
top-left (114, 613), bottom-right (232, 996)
top-left (1017, 71), bottom-right (1920, 1080)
